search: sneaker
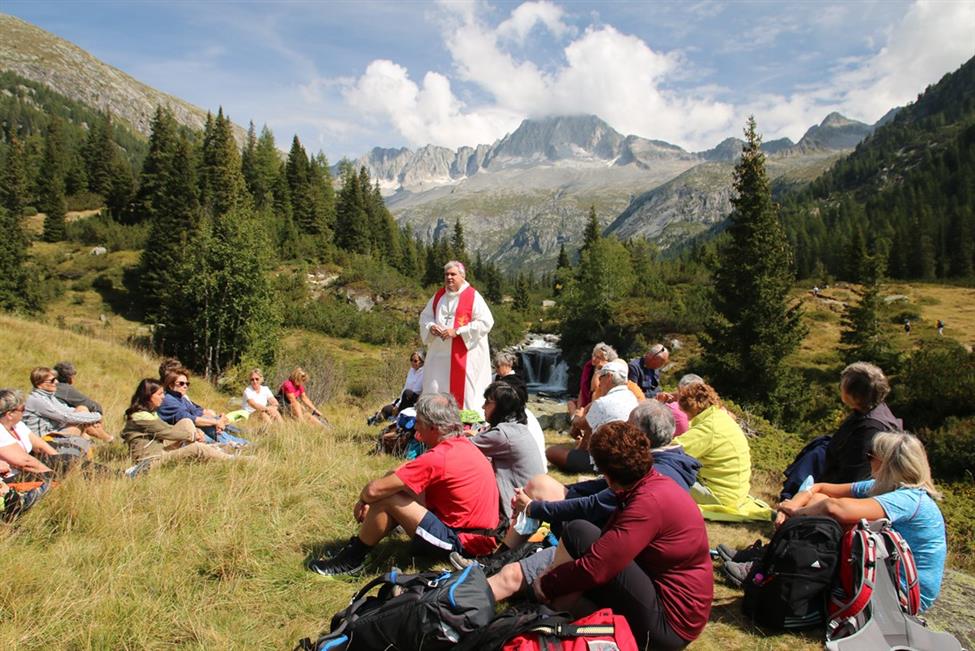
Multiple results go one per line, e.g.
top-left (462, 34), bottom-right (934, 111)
top-left (475, 542), bottom-right (546, 577)
top-left (721, 560), bottom-right (754, 588)
top-left (449, 551), bottom-right (477, 571)
top-left (716, 539), bottom-right (766, 564)
top-left (308, 537), bottom-right (368, 576)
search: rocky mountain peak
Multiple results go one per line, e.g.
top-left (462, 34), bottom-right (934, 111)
top-left (488, 114), bottom-right (625, 163)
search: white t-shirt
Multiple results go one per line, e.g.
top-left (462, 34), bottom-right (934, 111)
top-left (403, 367), bottom-right (424, 395)
top-left (0, 421), bottom-right (33, 453)
top-left (242, 385), bottom-right (275, 414)
top-left (525, 408), bottom-right (546, 465)
top-left (586, 385), bottom-right (639, 431)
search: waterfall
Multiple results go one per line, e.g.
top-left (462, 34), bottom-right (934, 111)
top-left (517, 346), bottom-right (569, 396)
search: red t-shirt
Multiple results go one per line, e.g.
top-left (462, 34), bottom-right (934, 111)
top-left (395, 436), bottom-right (500, 555)
top-left (280, 379), bottom-right (305, 398)
top-left (540, 469), bottom-right (713, 642)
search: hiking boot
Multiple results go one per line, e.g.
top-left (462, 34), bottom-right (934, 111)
top-left (309, 537), bottom-right (369, 576)
top-left (472, 542), bottom-right (545, 577)
top-left (717, 539), bottom-right (766, 564)
top-left (449, 551), bottom-right (476, 571)
top-left (721, 560), bottom-right (754, 588)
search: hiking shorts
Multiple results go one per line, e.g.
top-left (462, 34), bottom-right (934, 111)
top-left (412, 510), bottom-right (464, 556)
top-left (564, 448), bottom-right (597, 473)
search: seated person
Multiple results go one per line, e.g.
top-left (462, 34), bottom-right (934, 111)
top-left (309, 393), bottom-right (500, 576)
top-left (242, 368), bottom-right (282, 424)
top-left (488, 421), bottom-right (713, 649)
top-left (278, 367), bottom-right (329, 428)
top-left (627, 343), bottom-right (669, 398)
top-left (23, 367), bottom-right (113, 443)
top-left (678, 383), bottom-right (771, 521)
top-left (779, 362), bottom-right (902, 500)
top-left (0, 388), bottom-right (56, 476)
top-left (374, 351), bottom-right (425, 423)
top-left (567, 342), bottom-right (614, 418)
top-left (774, 431), bottom-right (945, 611)
top-left (654, 373), bottom-right (704, 437)
top-left (470, 382), bottom-right (546, 520)
top-left (53, 361), bottom-right (103, 414)
top-left (158, 370), bottom-right (249, 446)
top-left (547, 359), bottom-right (638, 473)
top-left (493, 358), bottom-right (546, 468)
top-left (122, 379), bottom-right (239, 472)
top-left (628, 400), bottom-right (700, 491)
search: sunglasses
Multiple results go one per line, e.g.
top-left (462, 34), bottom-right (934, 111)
top-left (43, 377), bottom-right (58, 383)
top-left (175, 381), bottom-right (190, 387)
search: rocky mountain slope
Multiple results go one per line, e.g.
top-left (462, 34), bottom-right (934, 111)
top-left (0, 13), bottom-right (245, 143)
top-left (361, 113), bottom-right (882, 269)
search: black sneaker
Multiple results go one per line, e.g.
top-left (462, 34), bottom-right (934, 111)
top-left (477, 542), bottom-right (546, 577)
top-left (716, 539), bottom-right (766, 564)
top-left (309, 537), bottom-right (368, 576)
top-left (721, 560), bottom-right (754, 588)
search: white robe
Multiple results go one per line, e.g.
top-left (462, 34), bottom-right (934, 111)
top-left (419, 282), bottom-right (494, 413)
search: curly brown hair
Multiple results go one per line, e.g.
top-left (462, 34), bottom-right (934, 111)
top-left (678, 382), bottom-right (722, 417)
top-left (590, 421), bottom-right (653, 486)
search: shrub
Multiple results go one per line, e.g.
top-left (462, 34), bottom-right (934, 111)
top-left (889, 307), bottom-right (922, 324)
top-left (65, 213), bottom-right (149, 251)
top-left (921, 417), bottom-right (975, 481)
top-left (66, 192), bottom-right (105, 212)
top-left (890, 337), bottom-right (975, 431)
top-left (287, 297), bottom-right (415, 347)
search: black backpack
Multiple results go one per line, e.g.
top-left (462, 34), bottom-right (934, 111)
top-left (295, 565), bottom-right (495, 651)
top-left (742, 516), bottom-right (844, 630)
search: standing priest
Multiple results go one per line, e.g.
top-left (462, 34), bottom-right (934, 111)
top-left (420, 260), bottom-right (494, 414)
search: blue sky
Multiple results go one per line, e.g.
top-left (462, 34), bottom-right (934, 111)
top-left (4, 1), bottom-right (974, 159)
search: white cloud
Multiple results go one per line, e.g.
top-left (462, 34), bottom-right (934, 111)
top-left (496, 1), bottom-right (572, 43)
top-left (343, 0), bottom-right (974, 153)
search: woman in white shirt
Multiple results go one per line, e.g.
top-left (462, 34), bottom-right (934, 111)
top-left (0, 388), bottom-right (57, 476)
top-left (242, 369), bottom-right (282, 423)
top-left (374, 351), bottom-right (425, 422)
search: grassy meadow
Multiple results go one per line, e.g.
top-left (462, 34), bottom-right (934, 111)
top-left (2, 250), bottom-right (975, 648)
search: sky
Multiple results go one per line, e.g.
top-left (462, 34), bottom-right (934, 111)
top-left (4, 0), bottom-right (974, 160)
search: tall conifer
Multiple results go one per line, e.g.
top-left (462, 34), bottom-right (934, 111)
top-left (39, 117), bottom-right (67, 241)
top-left (0, 136), bottom-right (30, 219)
top-left (0, 205), bottom-right (32, 311)
top-left (702, 117), bottom-right (806, 424)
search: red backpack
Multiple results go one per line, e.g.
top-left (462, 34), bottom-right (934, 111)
top-left (501, 609), bottom-right (638, 651)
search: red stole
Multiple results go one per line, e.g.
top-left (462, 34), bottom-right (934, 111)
top-left (432, 285), bottom-right (477, 409)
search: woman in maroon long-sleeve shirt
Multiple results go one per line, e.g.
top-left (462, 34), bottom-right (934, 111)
top-left (527, 422), bottom-right (713, 649)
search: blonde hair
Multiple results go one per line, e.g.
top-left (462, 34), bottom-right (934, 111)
top-left (870, 431), bottom-right (941, 501)
top-left (249, 368), bottom-right (263, 379)
top-left (289, 367), bottom-right (308, 385)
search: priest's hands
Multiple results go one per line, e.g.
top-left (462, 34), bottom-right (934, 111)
top-left (430, 325), bottom-right (457, 340)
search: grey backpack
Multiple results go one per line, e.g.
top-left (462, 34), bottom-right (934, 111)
top-left (825, 519), bottom-right (961, 651)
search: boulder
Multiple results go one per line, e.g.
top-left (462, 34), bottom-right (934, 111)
top-left (89, 246), bottom-right (107, 256)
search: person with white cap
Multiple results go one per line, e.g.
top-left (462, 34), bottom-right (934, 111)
top-left (546, 358), bottom-right (639, 473)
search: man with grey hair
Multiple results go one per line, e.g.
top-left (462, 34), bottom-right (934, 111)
top-left (546, 359), bottom-right (639, 473)
top-left (628, 343), bottom-right (669, 398)
top-left (310, 393), bottom-right (501, 576)
top-left (419, 260), bottom-right (494, 412)
top-left (628, 400), bottom-right (701, 491)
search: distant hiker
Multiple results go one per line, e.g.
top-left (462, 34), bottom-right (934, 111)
top-left (420, 261), bottom-right (494, 413)
top-left (277, 367), bottom-right (329, 428)
top-left (627, 343), bottom-right (669, 398)
top-left (308, 393), bottom-right (501, 576)
top-left (937, 319), bottom-right (945, 336)
top-left (812, 285), bottom-right (820, 297)
top-left (904, 318), bottom-right (911, 334)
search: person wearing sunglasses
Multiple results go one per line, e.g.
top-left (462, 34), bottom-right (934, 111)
top-left (159, 370), bottom-right (249, 446)
top-left (23, 367), bottom-right (113, 444)
top-left (242, 369), bottom-right (282, 424)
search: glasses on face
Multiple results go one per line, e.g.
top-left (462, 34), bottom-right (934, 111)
top-left (250, 377), bottom-right (261, 382)
top-left (43, 377), bottom-right (57, 384)
top-left (175, 381), bottom-right (190, 387)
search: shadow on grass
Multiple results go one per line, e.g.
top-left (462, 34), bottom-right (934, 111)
top-left (301, 535), bottom-right (447, 578)
top-left (709, 592), bottom-right (824, 645)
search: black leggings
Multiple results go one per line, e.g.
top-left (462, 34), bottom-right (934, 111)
top-left (561, 519), bottom-right (689, 651)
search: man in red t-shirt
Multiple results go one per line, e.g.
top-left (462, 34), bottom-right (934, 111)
top-left (310, 393), bottom-right (500, 576)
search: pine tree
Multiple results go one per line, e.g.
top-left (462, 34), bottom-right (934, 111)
top-left (0, 136), bottom-right (30, 218)
top-left (553, 242), bottom-right (570, 296)
top-left (251, 125), bottom-right (280, 209)
top-left (241, 121), bottom-right (258, 201)
top-left (38, 117), bottom-right (67, 241)
top-left (83, 112), bottom-right (115, 196)
top-left (200, 108), bottom-right (248, 218)
top-left (840, 254), bottom-right (895, 367)
top-left (0, 205), bottom-right (32, 311)
top-left (105, 152), bottom-right (135, 218)
top-left (580, 205), bottom-right (600, 254)
top-left (139, 136), bottom-right (201, 320)
top-left (451, 218), bottom-right (470, 268)
top-left (514, 273), bottom-right (530, 312)
top-left (131, 107), bottom-right (179, 224)
top-left (310, 152), bottom-right (336, 234)
top-left (701, 117), bottom-right (806, 424)
top-left (334, 162), bottom-right (371, 253)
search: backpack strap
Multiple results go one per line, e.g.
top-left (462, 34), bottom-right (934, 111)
top-left (827, 522), bottom-right (877, 635)
top-left (881, 526), bottom-right (921, 615)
